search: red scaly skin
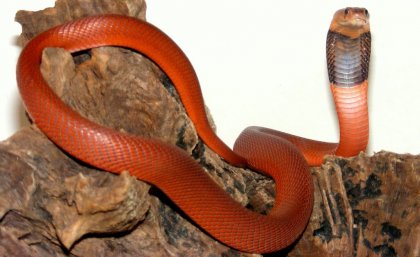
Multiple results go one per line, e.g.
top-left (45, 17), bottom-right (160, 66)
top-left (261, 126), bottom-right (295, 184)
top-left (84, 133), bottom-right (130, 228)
top-left (16, 7), bottom-right (370, 253)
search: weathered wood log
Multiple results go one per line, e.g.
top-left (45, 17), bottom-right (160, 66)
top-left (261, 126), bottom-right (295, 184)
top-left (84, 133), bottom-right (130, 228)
top-left (0, 0), bottom-right (418, 256)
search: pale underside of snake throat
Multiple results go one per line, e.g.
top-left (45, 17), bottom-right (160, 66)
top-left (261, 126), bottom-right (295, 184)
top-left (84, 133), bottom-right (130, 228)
top-left (16, 7), bottom-right (370, 254)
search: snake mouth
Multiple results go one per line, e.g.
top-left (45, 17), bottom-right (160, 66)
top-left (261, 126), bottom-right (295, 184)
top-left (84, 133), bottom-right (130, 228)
top-left (354, 18), bottom-right (366, 22)
top-left (344, 18), bottom-right (368, 28)
top-left (353, 18), bottom-right (367, 24)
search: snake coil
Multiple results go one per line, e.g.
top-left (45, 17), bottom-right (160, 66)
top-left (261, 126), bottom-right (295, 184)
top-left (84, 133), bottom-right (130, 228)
top-left (17, 7), bottom-right (370, 254)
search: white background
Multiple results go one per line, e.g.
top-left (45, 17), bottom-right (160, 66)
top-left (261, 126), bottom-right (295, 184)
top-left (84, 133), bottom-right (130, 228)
top-left (1, 1), bottom-right (420, 155)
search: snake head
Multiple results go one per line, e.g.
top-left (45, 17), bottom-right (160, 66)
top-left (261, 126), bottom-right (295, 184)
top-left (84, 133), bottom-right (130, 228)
top-left (329, 7), bottom-right (370, 38)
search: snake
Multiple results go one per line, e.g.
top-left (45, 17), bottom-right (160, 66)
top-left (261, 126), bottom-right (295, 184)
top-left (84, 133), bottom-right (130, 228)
top-left (16, 7), bottom-right (370, 254)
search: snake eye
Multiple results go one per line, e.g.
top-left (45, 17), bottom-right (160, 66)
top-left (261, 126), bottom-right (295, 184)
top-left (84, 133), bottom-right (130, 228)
top-left (344, 8), bottom-right (350, 16)
top-left (364, 9), bottom-right (369, 18)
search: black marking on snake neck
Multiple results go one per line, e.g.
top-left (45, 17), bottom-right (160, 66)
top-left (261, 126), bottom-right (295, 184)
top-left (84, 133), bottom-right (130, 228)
top-left (327, 31), bottom-right (371, 87)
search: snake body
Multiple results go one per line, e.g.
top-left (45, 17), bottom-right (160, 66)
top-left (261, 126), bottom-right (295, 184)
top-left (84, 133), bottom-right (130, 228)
top-left (16, 7), bottom-right (370, 253)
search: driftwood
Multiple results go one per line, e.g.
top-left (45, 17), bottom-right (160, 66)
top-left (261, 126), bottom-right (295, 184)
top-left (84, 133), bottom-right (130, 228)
top-left (0, 0), bottom-right (418, 256)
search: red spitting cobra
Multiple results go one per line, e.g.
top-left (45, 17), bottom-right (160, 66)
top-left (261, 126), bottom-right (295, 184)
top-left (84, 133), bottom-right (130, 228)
top-left (16, 7), bottom-right (370, 253)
